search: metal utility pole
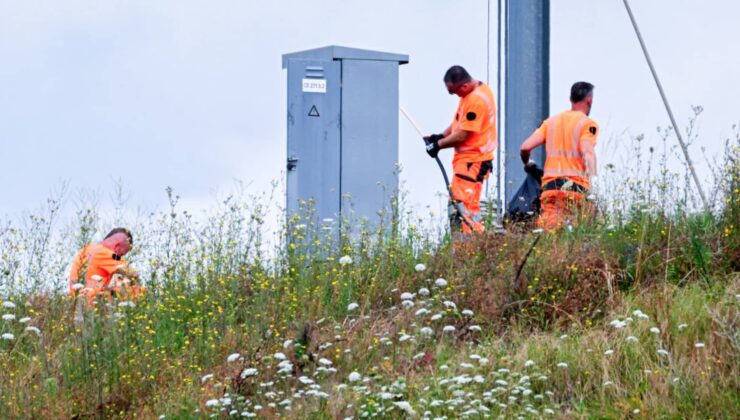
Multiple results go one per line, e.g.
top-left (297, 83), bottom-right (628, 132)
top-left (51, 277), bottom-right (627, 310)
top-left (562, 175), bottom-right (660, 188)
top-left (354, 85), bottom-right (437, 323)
top-left (504, 0), bottom-right (550, 208)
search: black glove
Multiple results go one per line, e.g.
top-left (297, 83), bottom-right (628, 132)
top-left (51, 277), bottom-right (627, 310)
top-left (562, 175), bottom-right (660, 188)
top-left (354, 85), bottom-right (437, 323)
top-left (423, 133), bottom-right (444, 143)
top-left (425, 139), bottom-right (441, 158)
top-left (524, 161), bottom-right (544, 181)
top-left (423, 134), bottom-right (444, 158)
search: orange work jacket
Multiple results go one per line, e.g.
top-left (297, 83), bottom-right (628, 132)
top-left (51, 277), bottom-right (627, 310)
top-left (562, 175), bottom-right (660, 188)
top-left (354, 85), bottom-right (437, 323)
top-left (533, 110), bottom-right (598, 189)
top-left (450, 83), bottom-right (498, 164)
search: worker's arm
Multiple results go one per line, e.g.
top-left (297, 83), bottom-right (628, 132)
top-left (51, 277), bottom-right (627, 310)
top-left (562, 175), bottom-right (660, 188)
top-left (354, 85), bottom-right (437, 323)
top-left (519, 133), bottom-right (545, 164)
top-left (113, 265), bottom-right (139, 280)
top-left (581, 140), bottom-right (597, 177)
top-left (438, 129), bottom-right (470, 149)
top-left (442, 124), bottom-right (452, 137)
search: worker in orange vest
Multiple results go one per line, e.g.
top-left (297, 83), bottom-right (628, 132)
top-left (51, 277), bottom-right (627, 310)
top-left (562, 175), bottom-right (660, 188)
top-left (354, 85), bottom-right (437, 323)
top-left (425, 65), bottom-right (497, 234)
top-left (519, 82), bottom-right (599, 231)
top-left (69, 227), bottom-right (144, 305)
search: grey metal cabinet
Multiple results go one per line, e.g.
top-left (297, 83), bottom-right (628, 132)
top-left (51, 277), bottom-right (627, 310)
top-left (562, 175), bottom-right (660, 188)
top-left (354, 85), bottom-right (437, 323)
top-left (282, 46), bottom-right (408, 240)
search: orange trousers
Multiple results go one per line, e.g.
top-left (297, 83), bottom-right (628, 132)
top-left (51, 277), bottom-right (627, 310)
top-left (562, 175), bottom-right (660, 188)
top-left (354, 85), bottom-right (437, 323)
top-left (537, 190), bottom-right (593, 231)
top-left (450, 160), bottom-right (492, 234)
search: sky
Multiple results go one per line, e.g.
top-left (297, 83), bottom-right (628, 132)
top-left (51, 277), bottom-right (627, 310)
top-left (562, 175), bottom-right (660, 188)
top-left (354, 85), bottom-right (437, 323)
top-left (1, 0), bottom-right (738, 221)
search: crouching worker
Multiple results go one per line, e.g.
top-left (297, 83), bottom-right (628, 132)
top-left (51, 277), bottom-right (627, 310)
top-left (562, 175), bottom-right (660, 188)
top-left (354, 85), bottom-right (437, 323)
top-left (519, 82), bottom-right (599, 231)
top-left (69, 227), bottom-right (144, 305)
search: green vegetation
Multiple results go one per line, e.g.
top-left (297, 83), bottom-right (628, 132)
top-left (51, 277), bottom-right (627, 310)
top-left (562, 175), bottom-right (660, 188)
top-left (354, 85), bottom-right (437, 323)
top-left (0, 135), bottom-right (737, 418)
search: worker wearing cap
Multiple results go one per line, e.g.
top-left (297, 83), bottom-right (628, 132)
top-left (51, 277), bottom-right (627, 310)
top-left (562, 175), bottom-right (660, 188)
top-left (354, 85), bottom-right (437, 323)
top-left (425, 65), bottom-right (497, 234)
top-left (519, 81), bottom-right (599, 231)
top-left (69, 227), bottom-right (143, 304)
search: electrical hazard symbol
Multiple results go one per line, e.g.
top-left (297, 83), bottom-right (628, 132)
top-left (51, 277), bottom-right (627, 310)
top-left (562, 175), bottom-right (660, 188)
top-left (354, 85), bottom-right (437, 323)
top-left (308, 105), bottom-right (320, 117)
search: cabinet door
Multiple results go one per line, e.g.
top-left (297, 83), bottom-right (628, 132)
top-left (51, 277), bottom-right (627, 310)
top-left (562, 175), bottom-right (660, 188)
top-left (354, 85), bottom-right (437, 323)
top-left (286, 59), bottom-right (341, 229)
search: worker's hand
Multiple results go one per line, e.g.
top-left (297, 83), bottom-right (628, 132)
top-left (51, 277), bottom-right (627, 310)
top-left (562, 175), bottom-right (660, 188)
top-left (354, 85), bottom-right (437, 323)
top-left (423, 133), bottom-right (444, 144)
top-left (524, 160), bottom-right (543, 178)
top-left (425, 139), bottom-right (441, 158)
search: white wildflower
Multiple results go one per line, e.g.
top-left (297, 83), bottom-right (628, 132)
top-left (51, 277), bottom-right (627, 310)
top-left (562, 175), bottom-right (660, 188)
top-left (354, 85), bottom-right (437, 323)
top-left (201, 374), bottom-right (214, 383)
top-left (1, 302), bottom-right (15, 309)
top-left (559, 334), bottom-right (568, 340)
top-left (626, 335), bottom-right (638, 342)
top-left (400, 292), bottom-right (415, 300)
top-left (468, 325), bottom-right (482, 332)
top-left (656, 349), bottom-right (670, 357)
top-left (1, 333), bottom-right (14, 340)
top-left (650, 327), bottom-right (660, 334)
top-left (348, 372), bottom-right (362, 382)
top-left (524, 360), bottom-right (535, 368)
top-left (603, 380), bottom-right (614, 386)
top-left (443, 325), bottom-right (456, 333)
top-left (604, 349), bottom-right (614, 356)
top-left (677, 323), bottom-right (688, 331)
top-left (319, 358), bottom-right (333, 366)
top-left (609, 319), bottom-right (627, 329)
top-left (274, 352), bottom-right (286, 360)
top-left (543, 408), bottom-right (555, 415)
top-left (72, 283), bottom-right (84, 290)
top-left (91, 275), bottom-right (103, 282)
top-left (379, 392), bottom-right (394, 400)
top-left (241, 368), bottom-right (258, 378)
top-left (347, 302), bottom-right (359, 312)
top-left (205, 399), bottom-right (219, 407)
top-left (434, 278), bottom-right (448, 287)
top-left (556, 362), bottom-right (568, 369)
top-left (418, 287), bottom-right (430, 297)
top-left (2, 314), bottom-right (15, 321)
top-left (25, 326), bottom-right (41, 336)
top-left (298, 376), bottom-right (314, 385)
top-left (462, 309), bottom-right (474, 317)
top-left (401, 300), bottom-right (414, 309)
top-left (431, 313), bottom-right (443, 321)
top-left (420, 327), bottom-right (433, 336)
top-left (393, 401), bottom-right (416, 416)
top-left (414, 264), bottom-right (426, 272)
top-left (415, 308), bottom-right (430, 317)
top-left (226, 353), bottom-right (241, 363)
top-left (19, 317), bottom-right (31, 323)
top-left (443, 301), bottom-right (457, 309)
top-left (633, 409), bottom-right (640, 414)
top-left (632, 309), bottom-right (649, 320)
top-left (283, 339), bottom-right (294, 349)
top-left (339, 255), bottom-right (353, 265)
top-left (694, 342), bottom-right (705, 349)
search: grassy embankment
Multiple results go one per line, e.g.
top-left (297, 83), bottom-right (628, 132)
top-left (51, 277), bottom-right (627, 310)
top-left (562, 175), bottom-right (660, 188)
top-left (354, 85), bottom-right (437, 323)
top-left (0, 138), bottom-right (738, 418)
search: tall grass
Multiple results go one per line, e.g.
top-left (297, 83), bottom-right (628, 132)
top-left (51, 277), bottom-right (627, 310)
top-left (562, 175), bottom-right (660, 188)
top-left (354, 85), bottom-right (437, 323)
top-left (0, 123), bottom-right (738, 418)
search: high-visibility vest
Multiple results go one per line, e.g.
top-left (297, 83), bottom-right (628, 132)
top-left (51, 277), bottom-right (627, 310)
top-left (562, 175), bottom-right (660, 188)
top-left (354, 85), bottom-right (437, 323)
top-left (451, 83), bottom-right (497, 163)
top-left (542, 110), bottom-right (598, 190)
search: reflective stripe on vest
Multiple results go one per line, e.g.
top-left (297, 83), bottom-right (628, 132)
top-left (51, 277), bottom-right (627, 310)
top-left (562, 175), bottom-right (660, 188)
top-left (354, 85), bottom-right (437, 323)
top-left (455, 88), bottom-right (497, 154)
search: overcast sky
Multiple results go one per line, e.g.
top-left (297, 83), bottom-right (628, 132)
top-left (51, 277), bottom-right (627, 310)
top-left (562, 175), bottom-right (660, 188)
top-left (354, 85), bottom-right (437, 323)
top-left (1, 0), bottom-right (737, 221)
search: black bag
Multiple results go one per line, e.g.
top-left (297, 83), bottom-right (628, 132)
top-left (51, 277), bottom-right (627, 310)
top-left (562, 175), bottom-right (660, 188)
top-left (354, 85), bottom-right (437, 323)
top-left (506, 164), bottom-right (543, 223)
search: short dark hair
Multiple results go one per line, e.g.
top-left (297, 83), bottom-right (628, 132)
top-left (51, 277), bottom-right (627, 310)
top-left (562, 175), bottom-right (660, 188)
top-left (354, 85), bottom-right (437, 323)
top-left (443, 65), bottom-right (472, 85)
top-left (104, 227), bottom-right (133, 245)
top-left (570, 81), bottom-right (594, 103)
